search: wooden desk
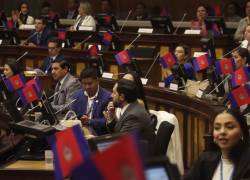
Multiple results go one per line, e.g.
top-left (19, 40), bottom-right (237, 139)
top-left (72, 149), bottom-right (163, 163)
top-left (0, 160), bottom-right (54, 180)
top-left (17, 30), bottom-right (235, 58)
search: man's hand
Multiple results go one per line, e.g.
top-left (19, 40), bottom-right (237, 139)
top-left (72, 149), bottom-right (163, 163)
top-left (103, 101), bottom-right (115, 123)
top-left (80, 115), bottom-right (90, 125)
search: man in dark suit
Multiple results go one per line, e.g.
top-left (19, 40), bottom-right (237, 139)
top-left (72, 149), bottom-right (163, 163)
top-left (27, 17), bottom-right (52, 47)
top-left (105, 79), bottom-right (155, 143)
top-left (60, 0), bottom-right (79, 19)
top-left (70, 67), bottom-right (111, 135)
top-left (51, 59), bottom-right (81, 113)
top-left (39, 37), bottom-right (64, 74)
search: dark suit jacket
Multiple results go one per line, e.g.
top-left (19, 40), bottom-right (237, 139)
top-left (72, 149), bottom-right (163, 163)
top-left (27, 28), bottom-right (52, 47)
top-left (60, 10), bottom-right (78, 19)
top-left (52, 73), bottom-right (81, 112)
top-left (70, 87), bottom-right (111, 135)
top-left (184, 148), bottom-right (250, 180)
top-left (40, 54), bottom-right (64, 74)
top-left (107, 101), bottom-right (155, 144)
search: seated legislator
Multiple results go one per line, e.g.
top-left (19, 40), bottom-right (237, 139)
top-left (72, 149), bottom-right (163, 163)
top-left (234, 0), bottom-right (250, 41)
top-left (70, 67), bottom-right (111, 135)
top-left (97, 0), bottom-right (118, 31)
top-left (71, 1), bottom-right (96, 31)
top-left (27, 17), bottom-right (52, 47)
top-left (38, 37), bottom-right (64, 74)
top-left (122, 71), bottom-right (149, 111)
top-left (40, 1), bottom-right (60, 30)
top-left (100, 0), bottom-right (113, 15)
top-left (0, 60), bottom-right (23, 101)
top-left (184, 108), bottom-right (250, 180)
top-left (191, 4), bottom-right (209, 36)
top-left (11, 1), bottom-right (34, 29)
top-left (51, 59), bottom-right (81, 113)
top-left (133, 2), bottom-right (149, 20)
top-left (61, 0), bottom-right (79, 19)
top-left (105, 79), bottom-right (155, 144)
top-left (171, 44), bottom-right (194, 88)
top-left (232, 47), bottom-right (249, 70)
top-left (242, 24), bottom-right (250, 52)
top-left (223, 2), bottom-right (242, 22)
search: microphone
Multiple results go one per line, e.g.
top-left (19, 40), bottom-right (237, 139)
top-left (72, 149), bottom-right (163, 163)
top-left (126, 33), bottom-right (141, 49)
top-left (74, 34), bottom-right (92, 49)
top-left (55, 99), bottom-right (76, 114)
top-left (207, 74), bottom-right (231, 95)
top-left (144, 52), bottom-right (160, 78)
top-left (22, 31), bottom-right (38, 45)
top-left (173, 13), bottom-right (187, 34)
top-left (16, 51), bottom-right (28, 63)
top-left (119, 9), bottom-right (132, 33)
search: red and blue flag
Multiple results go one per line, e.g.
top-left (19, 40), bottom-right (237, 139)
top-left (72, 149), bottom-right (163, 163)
top-left (18, 84), bottom-right (41, 105)
top-left (102, 31), bottom-right (113, 45)
top-left (47, 125), bottom-right (90, 180)
top-left (58, 30), bottom-right (66, 41)
top-left (192, 54), bottom-right (212, 72)
top-left (4, 73), bottom-right (26, 92)
top-left (159, 51), bottom-right (177, 68)
top-left (73, 133), bottom-right (145, 180)
top-left (26, 78), bottom-right (43, 96)
top-left (115, 49), bottom-right (131, 65)
top-left (88, 44), bottom-right (99, 57)
top-left (215, 58), bottom-right (235, 75)
top-left (227, 85), bottom-right (250, 108)
top-left (231, 67), bottom-right (250, 88)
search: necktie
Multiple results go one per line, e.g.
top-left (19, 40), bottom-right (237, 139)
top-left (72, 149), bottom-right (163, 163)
top-left (53, 82), bottom-right (61, 105)
top-left (45, 57), bottom-right (53, 74)
top-left (36, 33), bottom-right (41, 45)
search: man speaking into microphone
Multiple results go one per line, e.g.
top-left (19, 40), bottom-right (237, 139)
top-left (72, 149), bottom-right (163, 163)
top-left (27, 16), bottom-right (52, 47)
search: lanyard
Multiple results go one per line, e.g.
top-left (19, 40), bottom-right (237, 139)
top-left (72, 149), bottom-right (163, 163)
top-left (220, 159), bottom-right (234, 180)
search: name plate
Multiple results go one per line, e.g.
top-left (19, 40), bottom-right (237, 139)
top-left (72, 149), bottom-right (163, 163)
top-left (196, 89), bottom-right (203, 98)
top-left (88, 44), bottom-right (102, 50)
top-left (79, 26), bottom-right (94, 31)
top-left (102, 72), bottom-right (113, 79)
top-left (169, 83), bottom-right (178, 91)
top-left (193, 52), bottom-right (207, 58)
top-left (158, 82), bottom-right (165, 88)
top-left (140, 78), bottom-right (148, 85)
top-left (184, 29), bottom-right (201, 35)
top-left (138, 28), bottom-right (153, 34)
top-left (19, 24), bottom-right (35, 30)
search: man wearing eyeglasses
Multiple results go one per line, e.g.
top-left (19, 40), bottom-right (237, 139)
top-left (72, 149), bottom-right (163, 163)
top-left (40, 37), bottom-right (64, 74)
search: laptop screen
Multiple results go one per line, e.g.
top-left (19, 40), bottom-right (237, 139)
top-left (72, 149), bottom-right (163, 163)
top-left (145, 166), bottom-right (169, 180)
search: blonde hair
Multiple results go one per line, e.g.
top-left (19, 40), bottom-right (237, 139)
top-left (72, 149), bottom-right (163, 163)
top-left (79, 1), bottom-right (92, 15)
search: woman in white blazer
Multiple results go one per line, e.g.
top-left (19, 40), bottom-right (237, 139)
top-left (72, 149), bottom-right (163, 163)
top-left (72, 1), bottom-right (96, 31)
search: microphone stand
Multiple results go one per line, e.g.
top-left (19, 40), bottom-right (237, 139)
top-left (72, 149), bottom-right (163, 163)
top-left (173, 13), bottom-right (187, 34)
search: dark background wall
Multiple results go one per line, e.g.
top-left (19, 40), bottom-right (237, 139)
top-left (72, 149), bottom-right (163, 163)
top-left (0, 0), bottom-right (246, 20)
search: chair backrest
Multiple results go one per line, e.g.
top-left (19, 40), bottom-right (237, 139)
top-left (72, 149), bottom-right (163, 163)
top-left (154, 121), bottom-right (174, 156)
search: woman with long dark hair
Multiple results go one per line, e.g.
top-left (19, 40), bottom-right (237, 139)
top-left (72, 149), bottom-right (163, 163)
top-left (184, 108), bottom-right (250, 180)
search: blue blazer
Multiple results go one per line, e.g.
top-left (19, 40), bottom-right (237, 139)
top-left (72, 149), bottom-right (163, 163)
top-left (70, 87), bottom-right (111, 135)
top-left (40, 54), bottom-right (64, 74)
top-left (28, 28), bottom-right (52, 47)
